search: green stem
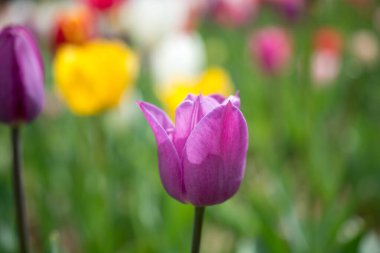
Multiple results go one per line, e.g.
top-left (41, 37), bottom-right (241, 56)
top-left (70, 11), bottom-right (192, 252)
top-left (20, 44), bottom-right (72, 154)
top-left (191, 206), bottom-right (205, 253)
top-left (11, 127), bottom-right (30, 253)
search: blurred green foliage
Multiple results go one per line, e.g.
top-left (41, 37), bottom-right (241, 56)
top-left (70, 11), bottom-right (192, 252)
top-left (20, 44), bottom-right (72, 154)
top-left (1, 1), bottom-right (380, 253)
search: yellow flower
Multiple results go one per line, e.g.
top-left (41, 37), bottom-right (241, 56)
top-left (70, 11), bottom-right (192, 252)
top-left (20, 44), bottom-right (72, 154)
top-left (157, 67), bottom-right (234, 117)
top-left (54, 40), bottom-right (138, 115)
top-left (196, 67), bottom-right (233, 95)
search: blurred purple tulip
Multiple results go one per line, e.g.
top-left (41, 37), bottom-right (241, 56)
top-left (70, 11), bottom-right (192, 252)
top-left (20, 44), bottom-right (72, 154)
top-left (249, 26), bottom-right (293, 75)
top-left (267, 0), bottom-right (305, 20)
top-left (138, 94), bottom-right (248, 206)
top-left (0, 25), bottom-right (45, 125)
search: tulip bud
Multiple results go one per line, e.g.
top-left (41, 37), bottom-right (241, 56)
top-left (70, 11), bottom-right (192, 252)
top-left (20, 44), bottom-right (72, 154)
top-left (249, 27), bottom-right (293, 75)
top-left (138, 94), bottom-right (248, 206)
top-left (0, 25), bottom-right (45, 125)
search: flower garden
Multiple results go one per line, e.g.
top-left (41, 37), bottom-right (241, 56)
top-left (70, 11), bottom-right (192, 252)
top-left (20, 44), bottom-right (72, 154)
top-left (1, 0), bottom-right (380, 252)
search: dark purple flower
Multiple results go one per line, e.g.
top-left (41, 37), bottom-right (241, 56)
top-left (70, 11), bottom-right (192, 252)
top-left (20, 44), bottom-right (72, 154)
top-left (138, 94), bottom-right (248, 206)
top-left (267, 0), bottom-right (305, 20)
top-left (0, 25), bottom-right (45, 125)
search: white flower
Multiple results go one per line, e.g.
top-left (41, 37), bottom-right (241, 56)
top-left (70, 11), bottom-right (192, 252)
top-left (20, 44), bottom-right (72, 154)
top-left (150, 32), bottom-right (206, 87)
top-left (350, 30), bottom-right (379, 66)
top-left (119, 0), bottom-right (190, 49)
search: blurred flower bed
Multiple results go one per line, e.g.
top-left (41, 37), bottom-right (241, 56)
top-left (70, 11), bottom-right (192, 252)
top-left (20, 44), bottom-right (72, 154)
top-left (1, 0), bottom-right (380, 252)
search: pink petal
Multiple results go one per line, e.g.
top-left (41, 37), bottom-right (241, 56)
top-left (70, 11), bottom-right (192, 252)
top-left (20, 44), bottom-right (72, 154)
top-left (209, 94), bottom-right (226, 104)
top-left (211, 93), bottom-right (240, 108)
top-left (173, 95), bottom-right (220, 157)
top-left (183, 94), bottom-right (198, 102)
top-left (222, 94), bottom-right (241, 109)
top-left (137, 101), bottom-right (186, 203)
top-left (15, 27), bottom-right (45, 122)
top-left (182, 102), bottom-right (248, 206)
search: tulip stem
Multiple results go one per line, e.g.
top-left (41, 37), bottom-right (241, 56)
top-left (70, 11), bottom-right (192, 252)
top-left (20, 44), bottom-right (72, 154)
top-left (191, 206), bottom-right (205, 253)
top-left (11, 127), bottom-right (30, 253)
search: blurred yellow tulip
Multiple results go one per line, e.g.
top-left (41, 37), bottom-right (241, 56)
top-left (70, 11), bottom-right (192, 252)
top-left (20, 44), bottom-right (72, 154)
top-left (157, 67), bottom-right (233, 117)
top-left (196, 67), bottom-right (233, 95)
top-left (54, 40), bottom-right (138, 115)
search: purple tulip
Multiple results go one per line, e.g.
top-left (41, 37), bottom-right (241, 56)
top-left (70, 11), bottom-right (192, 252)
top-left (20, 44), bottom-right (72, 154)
top-left (0, 25), bottom-right (45, 125)
top-left (138, 94), bottom-right (248, 206)
top-left (267, 0), bottom-right (305, 21)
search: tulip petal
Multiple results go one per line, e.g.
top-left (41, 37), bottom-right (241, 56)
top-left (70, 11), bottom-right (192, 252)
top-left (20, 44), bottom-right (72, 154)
top-left (211, 93), bottom-right (240, 108)
top-left (14, 27), bottom-right (45, 122)
top-left (0, 26), bottom-right (44, 124)
top-left (183, 102), bottom-right (248, 206)
top-left (138, 101), bottom-right (175, 136)
top-left (223, 94), bottom-right (241, 109)
top-left (183, 94), bottom-right (197, 102)
top-left (138, 101), bottom-right (186, 203)
top-left (209, 94), bottom-right (226, 104)
top-left (0, 29), bottom-right (19, 122)
top-left (173, 95), bottom-right (220, 156)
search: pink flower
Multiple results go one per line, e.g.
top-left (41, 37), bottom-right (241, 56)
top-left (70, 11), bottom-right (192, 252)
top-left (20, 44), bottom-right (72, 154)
top-left (210, 0), bottom-right (259, 27)
top-left (138, 94), bottom-right (248, 206)
top-left (311, 27), bottom-right (343, 86)
top-left (249, 27), bottom-right (293, 75)
top-left (82, 0), bottom-right (122, 11)
top-left (310, 51), bottom-right (341, 87)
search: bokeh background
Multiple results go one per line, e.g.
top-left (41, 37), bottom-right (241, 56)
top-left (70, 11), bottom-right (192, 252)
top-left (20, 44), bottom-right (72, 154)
top-left (1, 0), bottom-right (380, 252)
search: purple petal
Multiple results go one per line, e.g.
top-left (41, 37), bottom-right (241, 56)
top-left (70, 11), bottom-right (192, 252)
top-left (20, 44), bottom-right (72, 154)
top-left (210, 93), bottom-right (240, 108)
top-left (0, 28), bottom-right (19, 123)
top-left (182, 102), bottom-right (248, 206)
top-left (14, 26), bottom-right (45, 122)
top-left (222, 93), bottom-right (241, 109)
top-left (209, 94), bottom-right (226, 104)
top-left (173, 95), bottom-right (220, 157)
top-left (184, 94), bottom-right (197, 102)
top-left (0, 25), bottom-right (44, 124)
top-left (137, 101), bottom-right (186, 203)
top-left (137, 101), bottom-right (175, 138)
